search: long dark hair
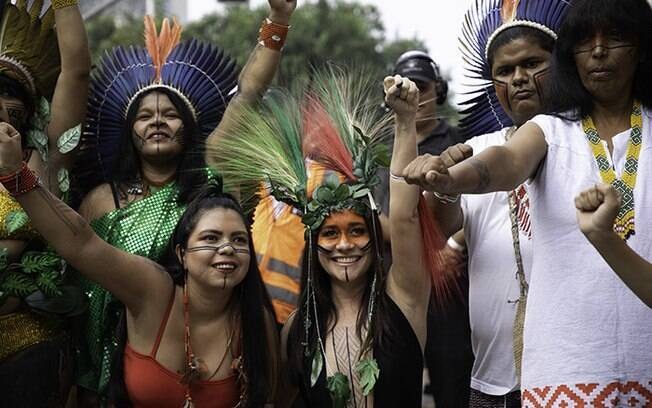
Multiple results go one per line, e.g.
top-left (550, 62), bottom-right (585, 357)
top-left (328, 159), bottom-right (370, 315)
top-left (545, 0), bottom-right (652, 119)
top-left (286, 203), bottom-right (390, 389)
top-left (109, 184), bottom-right (279, 407)
top-left (114, 87), bottom-right (208, 204)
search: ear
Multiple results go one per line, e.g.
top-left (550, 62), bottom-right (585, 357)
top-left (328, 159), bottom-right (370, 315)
top-left (175, 244), bottom-right (185, 267)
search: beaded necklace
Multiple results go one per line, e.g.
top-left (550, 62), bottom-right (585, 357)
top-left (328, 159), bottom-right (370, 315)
top-left (581, 101), bottom-right (643, 240)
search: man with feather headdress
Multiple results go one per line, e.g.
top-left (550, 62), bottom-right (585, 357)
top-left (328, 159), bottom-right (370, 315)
top-left (416, 0), bottom-right (570, 406)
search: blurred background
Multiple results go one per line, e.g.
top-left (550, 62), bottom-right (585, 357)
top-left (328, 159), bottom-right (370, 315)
top-left (79, 0), bottom-right (474, 125)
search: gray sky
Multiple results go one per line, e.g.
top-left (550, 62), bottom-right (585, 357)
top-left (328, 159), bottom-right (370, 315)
top-left (188, 0), bottom-right (475, 103)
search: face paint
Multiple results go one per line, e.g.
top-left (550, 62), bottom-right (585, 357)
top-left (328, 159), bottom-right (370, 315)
top-left (344, 266), bottom-right (349, 282)
top-left (131, 92), bottom-right (185, 157)
top-left (186, 242), bottom-right (250, 255)
top-left (317, 211), bottom-right (371, 253)
top-left (0, 97), bottom-right (26, 128)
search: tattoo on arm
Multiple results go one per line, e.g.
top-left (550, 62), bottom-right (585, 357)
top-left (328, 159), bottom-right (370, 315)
top-left (36, 187), bottom-right (85, 236)
top-left (469, 158), bottom-right (491, 193)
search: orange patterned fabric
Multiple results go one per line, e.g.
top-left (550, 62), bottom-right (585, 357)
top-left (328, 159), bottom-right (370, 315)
top-left (522, 381), bottom-right (652, 407)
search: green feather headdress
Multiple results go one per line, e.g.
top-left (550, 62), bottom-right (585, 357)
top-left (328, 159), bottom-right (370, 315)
top-left (210, 67), bottom-right (392, 224)
top-left (0, 0), bottom-right (60, 99)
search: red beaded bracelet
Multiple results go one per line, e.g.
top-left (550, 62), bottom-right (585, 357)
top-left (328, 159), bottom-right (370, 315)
top-left (0, 162), bottom-right (40, 197)
top-left (258, 18), bottom-right (290, 51)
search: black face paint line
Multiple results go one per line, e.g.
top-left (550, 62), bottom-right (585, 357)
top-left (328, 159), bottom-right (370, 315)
top-left (345, 266), bottom-right (349, 282)
top-left (223, 275), bottom-right (227, 290)
top-left (493, 79), bottom-right (510, 111)
top-left (155, 93), bottom-right (161, 154)
top-left (186, 243), bottom-right (250, 255)
top-left (317, 245), bottom-right (333, 255)
top-left (532, 67), bottom-right (550, 102)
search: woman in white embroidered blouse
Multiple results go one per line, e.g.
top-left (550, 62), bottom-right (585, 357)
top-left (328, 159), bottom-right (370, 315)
top-left (401, 0), bottom-right (652, 405)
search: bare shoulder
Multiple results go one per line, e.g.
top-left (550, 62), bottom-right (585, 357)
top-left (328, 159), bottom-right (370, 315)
top-left (79, 183), bottom-right (118, 222)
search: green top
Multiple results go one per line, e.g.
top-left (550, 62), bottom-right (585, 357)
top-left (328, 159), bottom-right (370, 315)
top-left (75, 183), bottom-right (185, 396)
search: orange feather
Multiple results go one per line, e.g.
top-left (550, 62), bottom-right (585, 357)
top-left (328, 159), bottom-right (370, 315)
top-left (144, 15), bottom-right (161, 81)
top-left (143, 15), bottom-right (182, 82)
top-left (501, 0), bottom-right (520, 23)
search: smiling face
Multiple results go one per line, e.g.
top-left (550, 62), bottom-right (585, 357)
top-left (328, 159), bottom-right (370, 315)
top-left (491, 37), bottom-right (552, 126)
top-left (317, 210), bottom-right (373, 285)
top-left (573, 29), bottom-right (640, 103)
top-left (131, 91), bottom-right (185, 162)
top-left (180, 207), bottom-right (251, 291)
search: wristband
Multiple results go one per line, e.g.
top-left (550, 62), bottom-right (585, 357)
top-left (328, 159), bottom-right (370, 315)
top-left (0, 162), bottom-right (40, 196)
top-left (433, 191), bottom-right (460, 204)
top-left (447, 236), bottom-right (465, 252)
top-left (52, 0), bottom-right (78, 10)
top-left (389, 172), bottom-right (406, 183)
top-left (257, 18), bottom-right (290, 51)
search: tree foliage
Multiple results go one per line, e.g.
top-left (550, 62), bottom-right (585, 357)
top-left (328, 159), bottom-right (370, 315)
top-left (86, 0), bottom-right (427, 84)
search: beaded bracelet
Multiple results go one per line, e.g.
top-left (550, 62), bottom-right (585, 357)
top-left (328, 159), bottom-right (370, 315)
top-left (0, 162), bottom-right (40, 197)
top-left (433, 191), bottom-right (460, 204)
top-left (258, 18), bottom-right (290, 51)
top-left (52, 0), bottom-right (78, 10)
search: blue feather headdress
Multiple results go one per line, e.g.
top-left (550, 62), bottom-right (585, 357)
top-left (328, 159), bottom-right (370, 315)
top-left (458, 0), bottom-right (571, 137)
top-left (78, 17), bottom-right (238, 191)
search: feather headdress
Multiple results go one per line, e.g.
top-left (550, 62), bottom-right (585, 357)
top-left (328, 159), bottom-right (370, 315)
top-left (0, 0), bottom-right (59, 98)
top-left (77, 16), bottom-right (238, 192)
top-left (211, 66), bottom-right (449, 296)
top-left (459, 0), bottom-right (571, 137)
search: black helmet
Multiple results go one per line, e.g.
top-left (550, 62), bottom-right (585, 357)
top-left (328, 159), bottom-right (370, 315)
top-left (394, 50), bottom-right (448, 105)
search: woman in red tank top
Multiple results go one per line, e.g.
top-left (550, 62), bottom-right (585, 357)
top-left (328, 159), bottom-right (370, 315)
top-left (1, 178), bottom-right (281, 407)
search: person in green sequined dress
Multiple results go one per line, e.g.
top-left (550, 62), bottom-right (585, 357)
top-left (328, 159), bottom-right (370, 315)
top-left (73, 0), bottom-right (297, 404)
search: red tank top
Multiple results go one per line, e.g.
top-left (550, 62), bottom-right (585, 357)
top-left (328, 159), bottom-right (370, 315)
top-left (124, 291), bottom-right (240, 407)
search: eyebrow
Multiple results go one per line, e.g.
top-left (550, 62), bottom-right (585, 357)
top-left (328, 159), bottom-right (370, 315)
top-left (199, 229), bottom-right (248, 236)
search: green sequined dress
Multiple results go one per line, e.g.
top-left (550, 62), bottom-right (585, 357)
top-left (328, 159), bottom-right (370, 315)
top-left (75, 183), bottom-right (185, 397)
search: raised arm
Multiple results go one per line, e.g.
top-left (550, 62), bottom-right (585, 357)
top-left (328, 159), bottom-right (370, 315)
top-left (575, 183), bottom-right (652, 308)
top-left (0, 124), bottom-right (169, 315)
top-left (404, 122), bottom-right (547, 195)
top-left (206, 0), bottom-right (297, 167)
top-left (47, 1), bottom-right (90, 177)
top-left (383, 75), bottom-right (430, 341)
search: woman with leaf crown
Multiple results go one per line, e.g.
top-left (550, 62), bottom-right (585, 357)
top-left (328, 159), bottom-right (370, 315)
top-left (209, 67), bottom-right (447, 407)
top-left (0, 0), bottom-right (90, 405)
top-left (72, 0), bottom-right (297, 405)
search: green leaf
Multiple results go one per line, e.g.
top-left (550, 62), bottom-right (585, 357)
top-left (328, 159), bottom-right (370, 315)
top-left (5, 210), bottom-right (29, 235)
top-left (57, 124), bottom-right (82, 154)
top-left (373, 144), bottom-right (391, 167)
top-left (20, 252), bottom-right (62, 275)
top-left (36, 270), bottom-right (63, 297)
top-left (26, 128), bottom-right (48, 149)
top-left (355, 357), bottom-right (380, 396)
top-left (326, 372), bottom-right (351, 408)
top-left (57, 168), bottom-right (70, 193)
top-left (353, 187), bottom-right (370, 199)
top-left (310, 351), bottom-right (324, 387)
top-left (314, 186), bottom-right (334, 203)
top-left (333, 184), bottom-right (351, 201)
top-left (0, 248), bottom-right (8, 271)
top-left (1, 272), bottom-right (38, 298)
